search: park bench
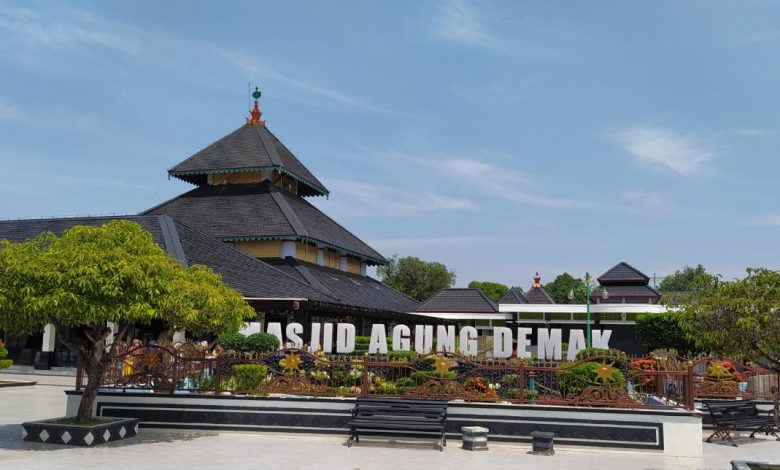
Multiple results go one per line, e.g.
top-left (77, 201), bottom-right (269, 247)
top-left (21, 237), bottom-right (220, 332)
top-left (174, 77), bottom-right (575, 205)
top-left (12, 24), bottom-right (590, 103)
top-left (703, 399), bottom-right (778, 446)
top-left (347, 398), bottom-right (448, 451)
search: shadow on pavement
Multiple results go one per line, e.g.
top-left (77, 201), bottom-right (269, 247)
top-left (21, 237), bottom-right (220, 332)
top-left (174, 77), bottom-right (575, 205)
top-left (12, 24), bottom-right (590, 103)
top-left (0, 423), bottom-right (214, 452)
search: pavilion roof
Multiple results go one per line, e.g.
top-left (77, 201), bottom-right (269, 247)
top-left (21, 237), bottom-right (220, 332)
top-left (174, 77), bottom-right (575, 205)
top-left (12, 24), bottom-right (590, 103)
top-left (415, 288), bottom-right (499, 314)
top-left (499, 287), bottom-right (528, 304)
top-left (597, 261), bottom-right (650, 286)
top-left (168, 124), bottom-right (328, 197)
top-left (143, 180), bottom-right (385, 264)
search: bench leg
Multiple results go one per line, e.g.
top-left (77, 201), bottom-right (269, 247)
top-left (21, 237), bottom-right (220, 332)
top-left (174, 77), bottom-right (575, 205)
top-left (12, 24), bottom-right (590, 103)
top-left (347, 427), bottom-right (357, 447)
top-left (750, 425), bottom-right (779, 441)
top-left (708, 426), bottom-right (737, 447)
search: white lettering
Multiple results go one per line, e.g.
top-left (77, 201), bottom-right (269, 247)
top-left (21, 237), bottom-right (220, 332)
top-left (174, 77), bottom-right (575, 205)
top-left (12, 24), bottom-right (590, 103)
top-left (517, 327), bottom-right (533, 359)
top-left (414, 325), bottom-right (434, 354)
top-left (493, 327), bottom-right (513, 358)
top-left (436, 325), bottom-right (456, 353)
top-left (265, 322), bottom-right (284, 350)
top-left (592, 330), bottom-right (612, 349)
top-left (567, 329), bottom-right (586, 360)
top-left (336, 324), bottom-right (355, 353)
top-left (392, 324), bottom-right (411, 351)
top-left (538, 328), bottom-right (562, 360)
top-left (368, 324), bottom-right (388, 354)
top-left (459, 326), bottom-right (478, 356)
top-left (322, 323), bottom-right (334, 353)
top-left (285, 323), bottom-right (304, 349)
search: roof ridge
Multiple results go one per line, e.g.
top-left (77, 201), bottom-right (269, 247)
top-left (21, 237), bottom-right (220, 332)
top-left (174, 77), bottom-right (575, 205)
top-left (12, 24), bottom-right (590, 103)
top-left (254, 125), bottom-right (283, 167)
top-left (285, 258), bottom-right (335, 298)
top-left (269, 187), bottom-right (308, 237)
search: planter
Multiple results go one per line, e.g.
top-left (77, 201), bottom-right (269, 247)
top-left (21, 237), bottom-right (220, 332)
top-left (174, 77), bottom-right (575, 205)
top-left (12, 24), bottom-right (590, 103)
top-left (731, 460), bottom-right (780, 470)
top-left (22, 417), bottom-right (139, 446)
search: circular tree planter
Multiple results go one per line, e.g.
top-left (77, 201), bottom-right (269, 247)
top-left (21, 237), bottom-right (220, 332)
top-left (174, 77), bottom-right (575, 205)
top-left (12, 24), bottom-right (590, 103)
top-left (21, 417), bottom-right (139, 446)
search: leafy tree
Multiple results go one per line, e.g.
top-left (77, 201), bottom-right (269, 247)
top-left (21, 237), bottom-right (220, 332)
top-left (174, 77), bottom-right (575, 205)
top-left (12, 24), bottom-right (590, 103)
top-left (544, 273), bottom-right (587, 304)
top-left (0, 221), bottom-right (255, 423)
top-left (377, 255), bottom-right (456, 302)
top-left (467, 281), bottom-right (508, 302)
top-left (658, 264), bottom-right (708, 292)
top-left (674, 268), bottom-right (780, 421)
top-left (634, 313), bottom-right (698, 355)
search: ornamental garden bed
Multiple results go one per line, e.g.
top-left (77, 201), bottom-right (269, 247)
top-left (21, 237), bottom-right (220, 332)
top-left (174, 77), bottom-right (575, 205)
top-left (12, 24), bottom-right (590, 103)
top-left (22, 416), bottom-right (139, 446)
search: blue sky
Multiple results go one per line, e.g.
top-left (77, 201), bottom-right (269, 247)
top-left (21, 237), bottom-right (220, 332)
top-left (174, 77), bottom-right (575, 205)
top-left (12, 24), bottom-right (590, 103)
top-left (1, 0), bottom-right (779, 287)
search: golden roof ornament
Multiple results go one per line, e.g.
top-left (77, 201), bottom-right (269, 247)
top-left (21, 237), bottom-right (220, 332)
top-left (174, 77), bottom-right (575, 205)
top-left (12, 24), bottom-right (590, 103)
top-left (246, 86), bottom-right (265, 126)
top-left (532, 272), bottom-right (542, 288)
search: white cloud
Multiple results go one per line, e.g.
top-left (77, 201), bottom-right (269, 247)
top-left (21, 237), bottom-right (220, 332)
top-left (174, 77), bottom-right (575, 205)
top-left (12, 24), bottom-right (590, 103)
top-left (735, 128), bottom-right (776, 137)
top-left (610, 127), bottom-right (713, 176)
top-left (433, 0), bottom-right (508, 53)
top-left (753, 215), bottom-right (780, 226)
top-left (312, 178), bottom-right (474, 218)
top-left (369, 235), bottom-right (510, 250)
top-left (623, 189), bottom-right (665, 208)
top-left (0, 97), bottom-right (28, 121)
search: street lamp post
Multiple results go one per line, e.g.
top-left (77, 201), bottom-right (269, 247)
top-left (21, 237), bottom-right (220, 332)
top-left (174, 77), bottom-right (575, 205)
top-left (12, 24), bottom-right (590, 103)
top-left (569, 272), bottom-right (608, 348)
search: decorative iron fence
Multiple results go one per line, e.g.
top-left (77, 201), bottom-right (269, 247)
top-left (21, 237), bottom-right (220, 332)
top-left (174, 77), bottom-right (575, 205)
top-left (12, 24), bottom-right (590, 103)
top-left (77, 345), bottom-right (780, 412)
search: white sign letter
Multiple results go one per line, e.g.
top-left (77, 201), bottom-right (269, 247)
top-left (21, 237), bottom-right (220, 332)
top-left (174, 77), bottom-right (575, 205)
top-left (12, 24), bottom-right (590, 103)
top-left (414, 325), bottom-right (434, 354)
top-left (265, 322), bottom-right (284, 350)
top-left (538, 328), bottom-right (562, 360)
top-left (392, 324), bottom-right (411, 351)
top-left (322, 323), bottom-right (334, 353)
top-left (493, 327), bottom-right (513, 358)
top-left (336, 324), bottom-right (355, 353)
top-left (517, 327), bottom-right (533, 359)
top-left (567, 329), bottom-right (586, 361)
top-left (592, 330), bottom-right (612, 349)
top-left (459, 326), bottom-right (478, 356)
top-left (308, 323), bottom-right (322, 352)
top-left (285, 323), bottom-right (304, 349)
top-left (368, 324), bottom-right (388, 354)
top-left (436, 325), bottom-right (456, 353)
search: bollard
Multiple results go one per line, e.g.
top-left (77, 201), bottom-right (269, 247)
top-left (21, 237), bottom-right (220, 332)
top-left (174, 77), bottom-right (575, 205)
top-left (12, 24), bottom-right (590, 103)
top-left (529, 431), bottom-right (554, 456)
top-left (461, 426), bottom-right (489, 451)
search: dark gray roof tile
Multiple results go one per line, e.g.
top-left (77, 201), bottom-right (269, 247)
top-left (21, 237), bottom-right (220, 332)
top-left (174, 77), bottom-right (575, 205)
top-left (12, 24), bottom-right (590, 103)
top-left (416, 288), bottom-right (499, 313)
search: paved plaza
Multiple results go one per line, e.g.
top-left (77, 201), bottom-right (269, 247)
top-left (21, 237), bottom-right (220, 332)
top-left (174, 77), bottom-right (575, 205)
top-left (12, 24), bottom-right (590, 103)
top-left (1, 373), bottom-right (779, 470)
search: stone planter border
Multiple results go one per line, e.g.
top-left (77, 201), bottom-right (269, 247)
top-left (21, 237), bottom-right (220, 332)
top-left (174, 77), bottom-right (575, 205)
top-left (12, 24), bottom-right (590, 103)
top-left (22, 416), bottom-right (139, 446)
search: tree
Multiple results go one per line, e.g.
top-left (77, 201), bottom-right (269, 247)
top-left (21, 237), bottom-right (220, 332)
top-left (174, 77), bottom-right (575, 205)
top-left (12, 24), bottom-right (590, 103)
top-left (467, 281), bottom-right (508, 302)
top-left (0, 339), bottom-right (11, 370)
top-left (0, 221), bottom-right (255, 423)
top-left (544, 273), bottom-right (587, 304)
top-left (674, 268), bottom-right (780, 422)
top-left (658, 264), bottom-right (708, 292)
top-left (634, 313), bottom-right (698, 355)
top-left (377, 255), bottom-right (456, 302)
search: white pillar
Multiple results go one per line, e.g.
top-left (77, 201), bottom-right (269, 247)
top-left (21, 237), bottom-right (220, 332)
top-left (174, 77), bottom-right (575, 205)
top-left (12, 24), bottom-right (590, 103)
top-left (261, 169), bottom-right (274, 182)
top-left (316, 248), bottom-right (325, 266)
top-left (42, 323), bottom-right (56, 352)
top-left (340, 255), bottom-right (348, 272)
top-left (105, 322), bottom-right (119, 349)
top-left (360, 262), bottom-right (367, 276)
top-left (281, 241), bottom-right (296, 258)
top-left (172, 330), bottom-right (186, 344)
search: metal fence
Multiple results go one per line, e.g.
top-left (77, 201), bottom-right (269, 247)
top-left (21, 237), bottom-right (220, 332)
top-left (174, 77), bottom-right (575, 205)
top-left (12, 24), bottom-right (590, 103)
top-left (77, 345), bottom-right (779, 412)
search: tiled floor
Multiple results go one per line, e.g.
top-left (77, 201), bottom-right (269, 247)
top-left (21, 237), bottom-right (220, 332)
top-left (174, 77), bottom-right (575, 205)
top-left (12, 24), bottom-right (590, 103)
top-left (1, 373), bottom-right (778, 470)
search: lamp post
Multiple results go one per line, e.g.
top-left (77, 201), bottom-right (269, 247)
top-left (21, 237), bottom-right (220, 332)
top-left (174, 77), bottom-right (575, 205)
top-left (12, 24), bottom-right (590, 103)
top-left (568, 272), bottom-right (608, 348)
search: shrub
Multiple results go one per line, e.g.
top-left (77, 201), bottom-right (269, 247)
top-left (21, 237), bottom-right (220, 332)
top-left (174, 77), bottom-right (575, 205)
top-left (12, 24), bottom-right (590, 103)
top-left (231, 364), bottom-right (268, 391)
top-left (410, 370), bottom-right (457, 385)
top-left (575, 347), bottom-right (628, 362)
top-left (388, 350), bottom-right (418, 362)
top-left (524, 389), bottom-right (538, 400)
top-left (501, 374), bottom-right (519, 388)
top-left (218, 332), bottom-right (246, 352)
top-left (244, 333), bottom-right (280, 354)
top-left (0, 340), bottom-right (11, 370)
top-left (635, 313), bottom-right (698, 355)
top-left (505, 388), bottom-right (519, 399)
top-left (556, 361), bottom-right (626, 396)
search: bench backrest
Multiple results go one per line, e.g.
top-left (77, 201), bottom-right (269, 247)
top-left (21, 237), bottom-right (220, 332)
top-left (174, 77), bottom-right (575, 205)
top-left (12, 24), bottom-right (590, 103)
top-left (704, 400), bottom-right (759, 422)
top-left (353, 398), bottom-right (447, 423)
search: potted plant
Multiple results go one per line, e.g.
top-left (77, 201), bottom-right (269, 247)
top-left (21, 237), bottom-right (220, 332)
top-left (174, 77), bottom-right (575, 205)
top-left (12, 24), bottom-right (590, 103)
top-left (0, 221), bottom-right (255, 445)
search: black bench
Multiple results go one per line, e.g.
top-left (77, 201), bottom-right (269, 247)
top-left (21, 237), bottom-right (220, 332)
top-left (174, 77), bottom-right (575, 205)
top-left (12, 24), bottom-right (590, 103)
top-left (347, 398), bottom-right (447, 451)
top-left (703, 399), bottom-right (778, 446)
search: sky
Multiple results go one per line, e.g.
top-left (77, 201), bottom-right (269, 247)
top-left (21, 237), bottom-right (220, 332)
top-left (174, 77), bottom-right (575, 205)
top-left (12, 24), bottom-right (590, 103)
top-left (1, 0), bottom-right (779, 288)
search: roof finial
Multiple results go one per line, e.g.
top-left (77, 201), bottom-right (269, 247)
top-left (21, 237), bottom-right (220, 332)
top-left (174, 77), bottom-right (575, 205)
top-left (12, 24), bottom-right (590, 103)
top-left (246, 86), bottom-right (265, 126)
top-left (532, 272), bottom-right (542, 288)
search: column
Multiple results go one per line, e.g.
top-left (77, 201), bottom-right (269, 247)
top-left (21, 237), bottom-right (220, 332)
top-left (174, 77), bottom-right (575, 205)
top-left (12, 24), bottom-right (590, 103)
top-left (316, 248), bottom-right (325, 266)
top-left (35, 323), bottom-right (56, 370)
top-left (281, 241), bottom-right (296, 258)
top-left (340, 256), bottom-right (348, 272)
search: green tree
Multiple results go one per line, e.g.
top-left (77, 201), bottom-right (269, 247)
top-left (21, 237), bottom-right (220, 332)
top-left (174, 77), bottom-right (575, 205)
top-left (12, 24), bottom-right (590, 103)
top-left (634, 313), bottom-right (698, 355)
top-left (467, 281), bottom-right (508, 302)
top-left (0, 221), bottom-right (255, 423)
top-left (674, 268), bottom-right (780, 421)
top-left (544, 273), bottom-right (587, 304)
top-left (658, 264), bottom-right (708, 292)
top-left (0, 339), bottom-right (11, 370)
top-left (377, 255), bottom-right (456, 302)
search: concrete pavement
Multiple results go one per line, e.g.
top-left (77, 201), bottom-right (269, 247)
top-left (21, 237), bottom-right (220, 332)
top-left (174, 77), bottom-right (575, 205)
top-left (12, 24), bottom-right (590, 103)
top-left (1, 373), bottom-right (779, 470)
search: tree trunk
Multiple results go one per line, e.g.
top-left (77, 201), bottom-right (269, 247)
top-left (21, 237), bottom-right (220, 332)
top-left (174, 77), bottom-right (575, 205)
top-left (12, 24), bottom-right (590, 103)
top-left (774, 373), bottom-right (779, 427)
top-left (76, 358), bottom-right (111, 423)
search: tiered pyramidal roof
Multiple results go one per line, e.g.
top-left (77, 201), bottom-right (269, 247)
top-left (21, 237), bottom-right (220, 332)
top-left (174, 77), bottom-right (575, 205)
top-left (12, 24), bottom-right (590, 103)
top-left (144, 87), bottom-right (385, 265)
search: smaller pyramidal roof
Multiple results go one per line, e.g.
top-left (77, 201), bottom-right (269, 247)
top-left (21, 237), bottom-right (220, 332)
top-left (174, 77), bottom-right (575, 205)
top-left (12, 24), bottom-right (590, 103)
top-left (499, 287), bottom-right (528, 304)
top-left (524, 272), bottom-right (556, 304)
top-left (416, 288), bottom-right (499, 313)
top-left (168, 87), bottom-right (328, 197)
top-left (597, 262), bottom-right (650, 286)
